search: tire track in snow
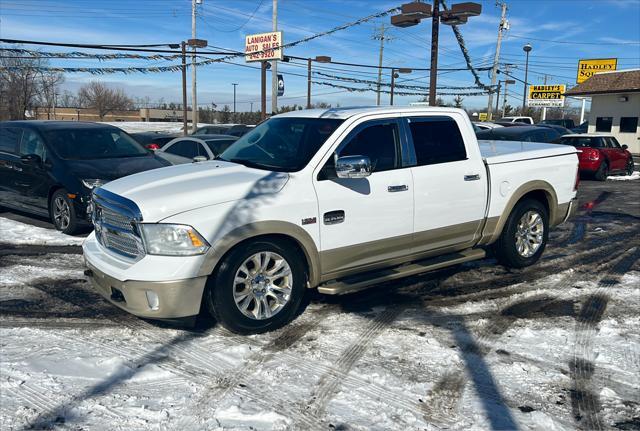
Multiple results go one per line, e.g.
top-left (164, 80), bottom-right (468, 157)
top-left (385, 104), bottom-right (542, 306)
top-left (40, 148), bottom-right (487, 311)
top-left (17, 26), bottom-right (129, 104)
top-left (302, 306), bottom-right (406, 423)
top-left (570, 247), bottom-right (640, 431)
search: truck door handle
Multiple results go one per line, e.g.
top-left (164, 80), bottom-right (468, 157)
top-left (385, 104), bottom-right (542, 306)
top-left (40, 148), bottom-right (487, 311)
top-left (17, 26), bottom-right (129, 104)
top-left (464, 174), bottom-right (481, 181)
top-left (387, 185), bottom-right (408, 192)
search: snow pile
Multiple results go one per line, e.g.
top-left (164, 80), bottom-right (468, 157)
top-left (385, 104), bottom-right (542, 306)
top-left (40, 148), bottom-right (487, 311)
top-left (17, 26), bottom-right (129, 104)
top-left (0, 217), bottom-right (85, 245)
top-left (608, 170), bottom-right (639, 181)
top-left (104, 122), bottom-right (215, 134)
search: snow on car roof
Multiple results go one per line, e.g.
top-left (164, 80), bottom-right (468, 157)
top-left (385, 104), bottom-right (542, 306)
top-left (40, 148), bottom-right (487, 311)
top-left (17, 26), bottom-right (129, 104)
top-left (273, 106), bottom-right (468, 120)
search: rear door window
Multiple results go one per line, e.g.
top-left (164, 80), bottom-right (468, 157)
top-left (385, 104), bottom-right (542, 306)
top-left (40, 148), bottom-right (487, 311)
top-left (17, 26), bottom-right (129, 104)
top-left (19, 129), bottom-right (46, 159)
top-left (0, 126), bottom-right (22, 154)
top-left (407, 116), bottom-right (467, 166)
top-left (165, 140), bottom-right (199, 158)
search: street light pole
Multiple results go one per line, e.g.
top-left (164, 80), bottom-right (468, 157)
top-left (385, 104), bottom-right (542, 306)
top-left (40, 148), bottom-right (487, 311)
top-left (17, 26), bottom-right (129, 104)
top-left (232, 83), bottom-right (238, 120)
top-left (522, 43), bottom-right (532, 113)
top-left (181, 41), bottom-right (188, 136)
top-left (390, 68), bottom-right (412, 105)
top-left (391, 1), bottom-right (481, 107)
top-left (307, 58), bottom-right (312, 109)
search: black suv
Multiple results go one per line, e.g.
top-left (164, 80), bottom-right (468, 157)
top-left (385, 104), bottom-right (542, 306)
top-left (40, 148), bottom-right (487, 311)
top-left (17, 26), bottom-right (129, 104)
top-left (0, 121), bottom-right (171, 234)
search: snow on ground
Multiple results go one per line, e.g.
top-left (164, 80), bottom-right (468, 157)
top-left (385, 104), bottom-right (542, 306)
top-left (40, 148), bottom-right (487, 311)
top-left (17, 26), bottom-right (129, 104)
top-left (1, 181), bottom-right (639, 430)
top-left (608, 170), bottom-right (640, 181)
top-left (104, 122), bottom-right (215, 134)
top-left (0, 217), bottom-right (84, 246)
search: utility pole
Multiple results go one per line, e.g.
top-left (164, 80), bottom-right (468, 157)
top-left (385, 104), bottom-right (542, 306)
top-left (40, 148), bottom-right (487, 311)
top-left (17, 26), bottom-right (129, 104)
top-left (181, 41), bottom-right (188, 136)
top-left (540, 74), bottom-right (549, 121)
top-left (495, 82), bottom-right (501, 115)
top-left (501, 63), bottom-right (515, 117)
top-left (373, 24), bottom-right (389, 106)
top-left (307, 58), bottom-right (312, 109)
top-left (271, 0), bottom-right (278, 115)
top-left (428, 0), bottom-right (440, 106)
top-left (487, 1), bottom-right (507, 120)
top-left (191, 0), bottom-right (198, 133)
top-left (261, 61), bottom-right (267, 120)
top-left (250, 102), bottom-right (253, 113)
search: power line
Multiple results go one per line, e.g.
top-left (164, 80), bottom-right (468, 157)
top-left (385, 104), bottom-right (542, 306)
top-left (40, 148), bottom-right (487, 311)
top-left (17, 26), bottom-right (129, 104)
top-left (507, 34), bottom-right (640, 46)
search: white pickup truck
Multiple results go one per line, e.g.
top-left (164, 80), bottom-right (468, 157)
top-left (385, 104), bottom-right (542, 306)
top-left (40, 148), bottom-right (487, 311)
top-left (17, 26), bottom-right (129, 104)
top-left (83, 107), bottom-right (579, 334)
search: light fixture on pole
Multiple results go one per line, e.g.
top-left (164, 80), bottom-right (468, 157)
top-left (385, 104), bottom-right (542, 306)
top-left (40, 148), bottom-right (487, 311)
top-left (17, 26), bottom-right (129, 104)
top-left (391, 1), bottom-right (481, 106)
top-left (522, 43), bottom-right (532, 112)
top-left (307, 55), bottom-right (332, 109)
top-left (390, 68), bottom-right (412, 105)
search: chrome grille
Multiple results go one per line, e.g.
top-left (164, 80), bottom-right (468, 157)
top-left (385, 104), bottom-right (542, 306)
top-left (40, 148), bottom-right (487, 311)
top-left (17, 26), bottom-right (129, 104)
top-left (93, 195), bottom-right (145, 261)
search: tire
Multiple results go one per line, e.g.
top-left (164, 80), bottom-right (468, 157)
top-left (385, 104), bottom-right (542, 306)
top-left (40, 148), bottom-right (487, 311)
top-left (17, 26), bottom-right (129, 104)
top-left (205, 239), bottom-right (307, 334)
top-left (49, 189), bottom-right (79, 235)
top-left (594, 161), bottom-right (609, 181)
top-left (492, 198), bottom-right (549, 269)
top-left (626, 158), bottom-right (635, 176)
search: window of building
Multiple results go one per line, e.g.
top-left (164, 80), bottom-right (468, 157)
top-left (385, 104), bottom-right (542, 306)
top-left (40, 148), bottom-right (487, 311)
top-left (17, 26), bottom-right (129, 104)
top-left (595, 117), bottom-right (613, 132)
top-left (620, 117), bottom-right (639, 133)
top-left (408, 117), bottom-right (467, 165)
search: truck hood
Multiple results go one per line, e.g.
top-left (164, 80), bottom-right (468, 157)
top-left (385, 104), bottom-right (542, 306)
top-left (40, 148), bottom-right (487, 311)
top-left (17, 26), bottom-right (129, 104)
top-left (100, 160), bottom-right (289, 222)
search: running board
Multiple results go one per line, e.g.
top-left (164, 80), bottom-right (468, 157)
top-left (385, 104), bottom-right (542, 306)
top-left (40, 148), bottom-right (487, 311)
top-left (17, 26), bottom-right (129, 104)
top-left (318, 248), bottom-right (486, 295)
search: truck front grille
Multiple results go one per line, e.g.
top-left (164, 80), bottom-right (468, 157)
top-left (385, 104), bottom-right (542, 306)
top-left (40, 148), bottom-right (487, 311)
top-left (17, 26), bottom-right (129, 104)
top-left (92, 190), bottom-right (145, 261)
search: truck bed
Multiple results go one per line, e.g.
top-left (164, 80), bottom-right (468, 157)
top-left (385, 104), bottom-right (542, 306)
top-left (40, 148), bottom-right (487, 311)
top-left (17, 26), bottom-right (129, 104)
top-left (478, 140), bottom-right (577, 165)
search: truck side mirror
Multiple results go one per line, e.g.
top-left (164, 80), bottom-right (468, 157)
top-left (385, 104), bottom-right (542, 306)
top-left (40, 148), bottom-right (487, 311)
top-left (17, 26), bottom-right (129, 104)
top-left (622, 144), bottom-right (628, 150)
top-left (193, 156), bottom-right (207, 163)
top-left (335, 155), bottom-right (372, 179)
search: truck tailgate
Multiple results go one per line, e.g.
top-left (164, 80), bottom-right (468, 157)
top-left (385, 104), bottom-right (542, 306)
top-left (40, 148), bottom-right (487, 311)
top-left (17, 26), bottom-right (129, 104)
top-left (478, 140), bottom-right (577, 164)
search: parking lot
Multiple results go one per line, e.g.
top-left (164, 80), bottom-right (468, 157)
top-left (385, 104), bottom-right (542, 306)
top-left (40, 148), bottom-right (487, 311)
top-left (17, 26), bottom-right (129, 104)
top-left (1, 176), bottom-right (639, 430)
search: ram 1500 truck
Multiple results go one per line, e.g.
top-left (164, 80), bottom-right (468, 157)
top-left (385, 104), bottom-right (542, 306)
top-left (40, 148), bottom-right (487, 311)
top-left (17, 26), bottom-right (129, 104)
top-left (83, 107), bottom-right (579, 334)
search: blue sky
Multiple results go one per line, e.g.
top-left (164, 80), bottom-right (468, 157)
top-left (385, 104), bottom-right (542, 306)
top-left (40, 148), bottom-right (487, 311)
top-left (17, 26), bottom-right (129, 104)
top-left (1, 0), bottom-right (639, 111)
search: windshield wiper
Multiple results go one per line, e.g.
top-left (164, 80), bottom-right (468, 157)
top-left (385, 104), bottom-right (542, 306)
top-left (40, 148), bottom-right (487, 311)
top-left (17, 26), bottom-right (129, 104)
top-left (229, 158), bottom-right (280, 171)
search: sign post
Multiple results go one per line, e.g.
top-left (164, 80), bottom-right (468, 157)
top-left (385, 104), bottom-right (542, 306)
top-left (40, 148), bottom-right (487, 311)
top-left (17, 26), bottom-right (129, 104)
top-left (527, 85), bottom-right (566, 108)
top-left (576, 58), bottom-right (617, 84)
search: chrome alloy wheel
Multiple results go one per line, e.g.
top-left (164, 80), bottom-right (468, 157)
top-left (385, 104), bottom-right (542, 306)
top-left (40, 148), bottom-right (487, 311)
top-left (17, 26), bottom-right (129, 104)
top-left (53, 196), bottom-right (71, 230)
top-left (233, 252), bottom-right (293, 320)
top-left (515, 210), bottom-right (544, 258)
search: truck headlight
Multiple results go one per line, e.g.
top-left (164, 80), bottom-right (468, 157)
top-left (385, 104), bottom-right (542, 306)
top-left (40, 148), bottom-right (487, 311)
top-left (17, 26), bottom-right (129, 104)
top-left (82, 179), bottom-right (108, 189)
top-left (139, 224), bottom-right (210, 256)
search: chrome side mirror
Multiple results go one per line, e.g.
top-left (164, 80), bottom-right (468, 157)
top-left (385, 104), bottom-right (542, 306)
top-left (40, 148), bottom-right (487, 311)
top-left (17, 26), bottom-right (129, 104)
top-left (193, 156), bottom-right (207, 163)
top-left (335, 155), bottom-right (371, 179)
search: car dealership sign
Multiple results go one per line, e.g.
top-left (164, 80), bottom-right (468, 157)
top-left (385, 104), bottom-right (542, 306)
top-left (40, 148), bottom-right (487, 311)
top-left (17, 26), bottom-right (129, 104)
top-left (576, 58), bottom-right (617, 84)
top-left (245, 31), bottom-right (283, 62)
top-left (527, 85), bottom-right (565, 107)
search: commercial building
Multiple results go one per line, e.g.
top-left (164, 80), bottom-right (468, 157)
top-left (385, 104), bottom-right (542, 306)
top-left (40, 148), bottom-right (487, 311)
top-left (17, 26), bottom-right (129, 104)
top-left (34, 108), bottom-right (193, 123)
top-left (566, 69), bottom-right (640, 155)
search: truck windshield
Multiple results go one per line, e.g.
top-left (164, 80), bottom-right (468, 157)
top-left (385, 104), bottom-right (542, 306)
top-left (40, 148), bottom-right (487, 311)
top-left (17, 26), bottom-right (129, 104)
top-left (219, 117), bottom-right (343, 172)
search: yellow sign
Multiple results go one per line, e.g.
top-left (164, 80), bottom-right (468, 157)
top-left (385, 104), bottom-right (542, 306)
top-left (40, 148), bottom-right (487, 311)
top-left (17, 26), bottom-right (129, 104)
top-left (577, 58), bottom-right (617, 84)
top-left (245, 31), bottom-right (283, 62)
top-left (478, 112), bottom-right (488, 121)
top-left (527, 85), bottom-right (566, 107)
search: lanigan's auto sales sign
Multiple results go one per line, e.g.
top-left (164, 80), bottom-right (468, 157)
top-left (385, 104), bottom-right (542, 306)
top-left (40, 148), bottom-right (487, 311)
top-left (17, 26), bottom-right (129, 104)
top-left (245, 32), bottom-right (283, 62)
top-left (577, 58), bottom-right (617, 84)
top-left (527, 85), bottom-right (566, 107)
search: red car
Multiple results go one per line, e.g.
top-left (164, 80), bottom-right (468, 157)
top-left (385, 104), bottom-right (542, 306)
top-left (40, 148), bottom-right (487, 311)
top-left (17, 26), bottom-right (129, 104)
top-left (557, 134), bottom-right (634, 181)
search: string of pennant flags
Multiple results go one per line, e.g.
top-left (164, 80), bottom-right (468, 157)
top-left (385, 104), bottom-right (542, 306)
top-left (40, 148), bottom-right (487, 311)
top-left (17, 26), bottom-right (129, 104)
top-left (313, 70), bottom-right (494, 92)
top-left (0, 48), bottom-right (183, 61)
top-left (313, 81), bottom-right (490, 97)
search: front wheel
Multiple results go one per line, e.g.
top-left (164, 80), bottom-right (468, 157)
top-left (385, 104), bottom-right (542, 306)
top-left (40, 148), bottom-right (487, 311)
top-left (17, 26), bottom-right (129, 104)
top-left (49, 189), bottom-right (79, 235)
top-left (205, 239), bottom-right (307, 334)
top-left (492, 198), bottom-right (549, 268)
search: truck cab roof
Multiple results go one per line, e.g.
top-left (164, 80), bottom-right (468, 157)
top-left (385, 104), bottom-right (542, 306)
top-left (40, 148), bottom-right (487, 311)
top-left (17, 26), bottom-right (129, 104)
top-left (274, 106), bottom-right (469, 120)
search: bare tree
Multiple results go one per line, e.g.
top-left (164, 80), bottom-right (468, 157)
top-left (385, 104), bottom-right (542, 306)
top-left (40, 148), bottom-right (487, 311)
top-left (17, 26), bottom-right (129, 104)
top-left (0, 52), bottom-right (61, 120)
top-left (36, 71), bottom-right (65, 119)
top-left (453, 95), bottom-right (464, 108)
top-left (58, 90), bottom-right (78, 108)
top-left (77, 81), bottom-right (134, 120)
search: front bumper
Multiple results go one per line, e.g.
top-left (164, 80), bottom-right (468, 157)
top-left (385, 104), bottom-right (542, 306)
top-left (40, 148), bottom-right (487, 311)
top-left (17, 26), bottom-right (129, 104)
top-left (84, 259), bottom-right (207, 319)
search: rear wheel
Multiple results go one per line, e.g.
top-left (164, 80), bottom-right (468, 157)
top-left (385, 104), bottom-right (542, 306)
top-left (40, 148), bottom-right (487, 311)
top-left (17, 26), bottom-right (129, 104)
top-left (626, 157), bottom-right (635, 176)
top-left (594, 161), bottom-right (609, 181)
top-left (206, 239), bottom-right (306, 334)
top-left (49, 189), bottom-right (79, 235)
top-left (493, 198), bottom-right (549, 268)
